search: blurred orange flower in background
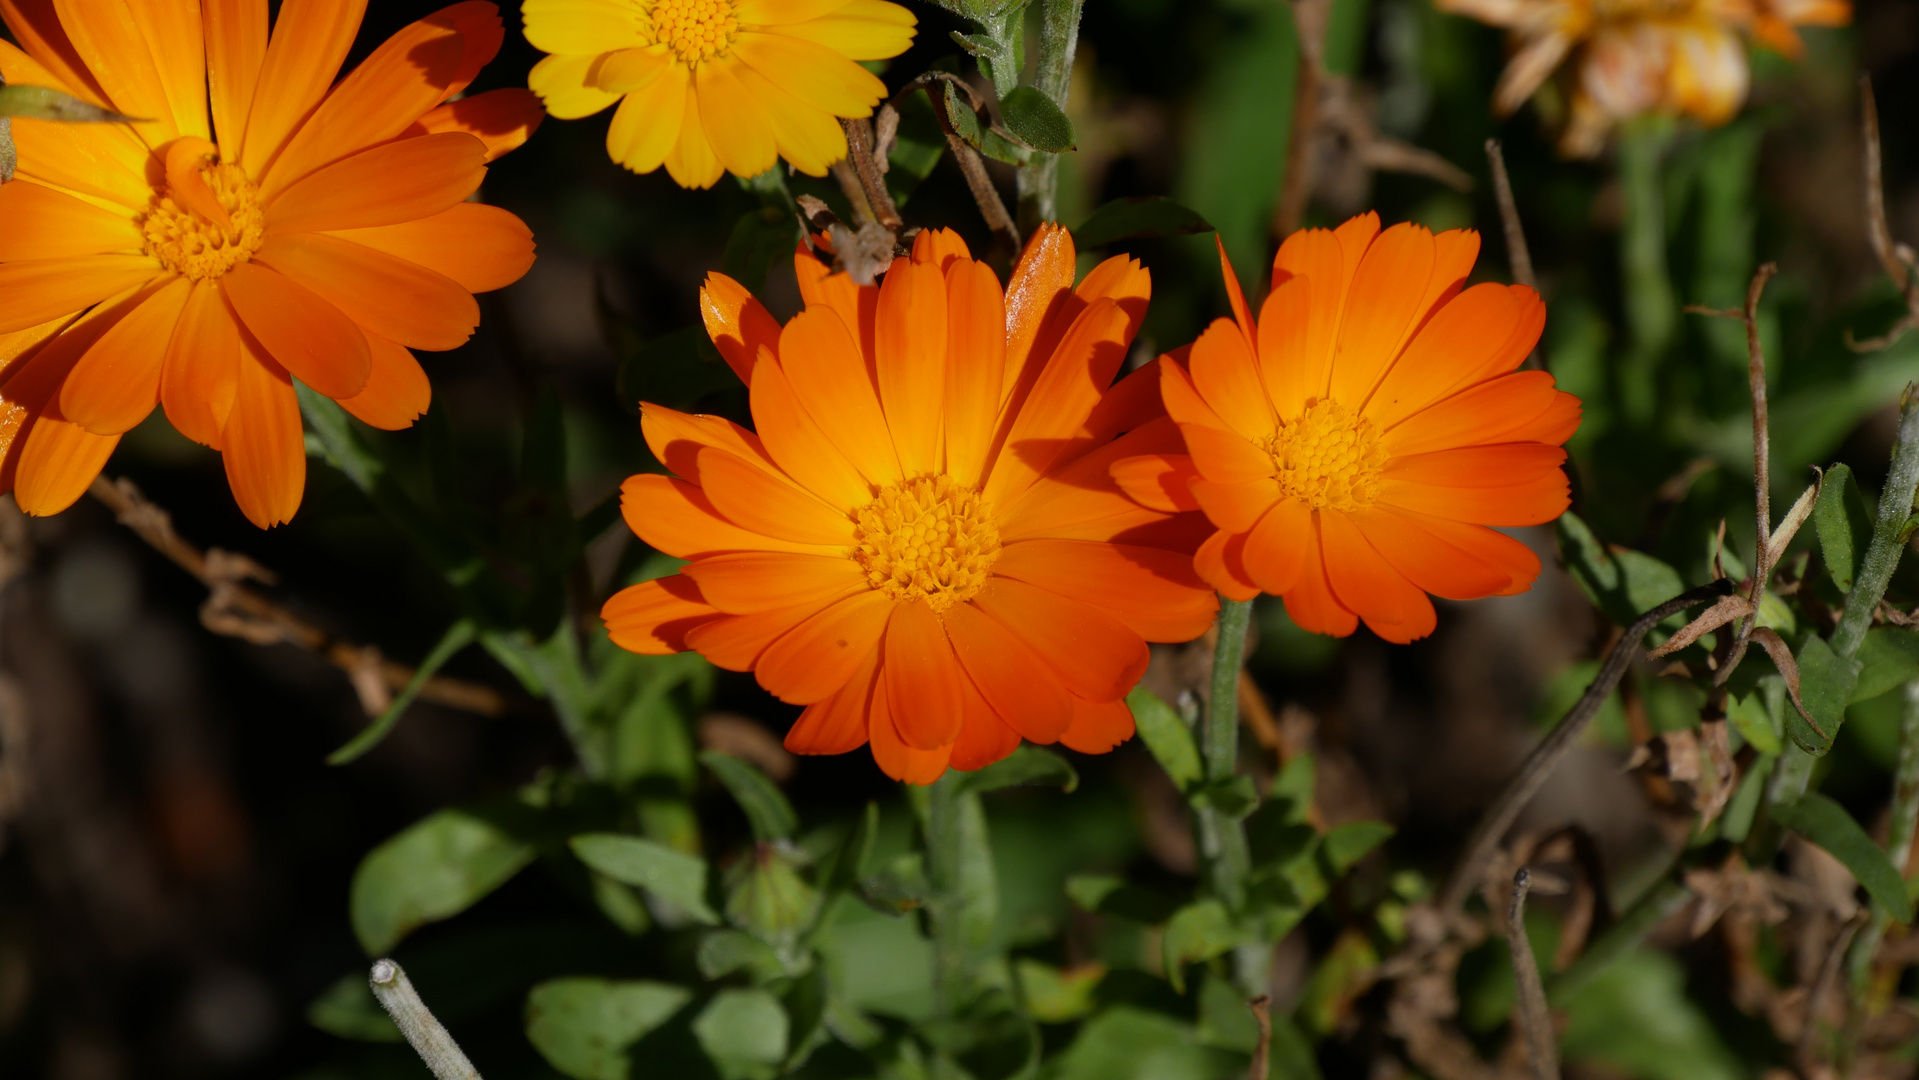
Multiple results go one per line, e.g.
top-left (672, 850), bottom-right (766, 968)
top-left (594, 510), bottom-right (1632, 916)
top-left (0, 0), bottom-right (541, 527)
top-left (523, 0), bottom-right (916, 188)
top-left (603, 228), bottom-right (1218, 783)
top-left (1113, 213), bottom-right (1580, 644)
top-left (1439, 0), bottom-right (1849, 155)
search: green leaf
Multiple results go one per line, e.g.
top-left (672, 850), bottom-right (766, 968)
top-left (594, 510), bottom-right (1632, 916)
top-left (696, 928), bottom-right (787, 983)
top-left (0, 84), bottom-right (139, 122)
top-left (1557, 513), bottom-right (1688, 632)
top-left (1071, 197), bottom-right (1215, 250)
top-left (815, 801), bottom-right (878, 898)
top-left (350, 804), bottom-right (536, 954)
top-left (525, 978), bottom-right (694, 1080)
top-left (1726, 688), bottom-right (1782, 755)
top-left (1558, 949), bottom-right (1741, 1080)
top-left (693, 988), bottom-right (789, 1078)
top-left (997, 85), bottom-right (1075, 152)
top-left (941, 81), bottom-right (1027, 165)
top-left (1127, 687), bottom-right (1202, 792)
top-left (327, 619), bottom-right (476, 765)
top-left (701, 751), bottom-right (798, 842)
top-left (1853, 627), bottom-right (1919, 703)
top-left (1065, 873), bottom-right (1179, 924)
top-left (1814, 464), bottom-right (1875, 592)
top-left (615, 326), bottom-right (736, 415)
top-left (1189, 774), bottom-right (1259, 819)
top-left (723, 206), bottom-right (797, 295)
top-left (1320, 821), bottom-right (1394, 876)
top-left (1774, 793), bottom-right (1914, 922)
top-left (1160, 900), bottom-right (1247, 994)
top-left (1043, 1006), bottom-right (1243, 1080)
top-left (1791, 635), bottom-right (1860, 754)
top-left (1014, 959), bottom-right (1103, 1023)
top-left (955, 744), bottom-right (1078, 794)
top-left (569, 833), bottom-right (720, 925)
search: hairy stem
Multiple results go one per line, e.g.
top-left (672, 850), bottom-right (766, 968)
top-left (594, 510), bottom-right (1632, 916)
top-left (370, 960), bottom-right (482, 1080)
top-left (1199, 597), bottom-right (1255, 976)
top-left (1016, 0), bottom-right (1084, 229)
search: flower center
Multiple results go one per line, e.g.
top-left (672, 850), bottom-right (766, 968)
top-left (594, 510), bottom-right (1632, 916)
top-left (1261, 398), bottom-right (1389, 512)
top-left (649, 0), bottom-right (740, 64)
top-left (140, 160), bottom-right (264, 282)
top-left (852, 476), bottom-right (1001, 614)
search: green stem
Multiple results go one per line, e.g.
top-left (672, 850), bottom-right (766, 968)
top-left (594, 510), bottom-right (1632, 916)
top-left (1617, 119), bottom-right (1677, 426)
top-left (1015, 0), bottom-right (1084, 229)
top-left (1832, 392), bottom-right (1919, 660)
top-left (1847, 680), bottom-right (1919, 995)
top-left (1198, 597), bottom-right (1255, 981)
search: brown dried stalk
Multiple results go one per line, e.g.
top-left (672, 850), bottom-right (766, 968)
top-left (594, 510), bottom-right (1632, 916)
top-left (1850, 78), bottom-right (1919, 353)
top-left (1246, 994), bottom-right (1272, 1080)
top-left (880, 76), bottom-right (1023, 258)
top-left (1274, 0), bottom-right (1330, 238)
top-left (1485, 139), bottom-right (1536, 292)
top-left (88, 476), bottom-right (505, 721)
top-left (840, 117), bottom-right (902, 231)
top-left (1508, 868), bottom-right (1562, 1080)
top-left (1438, 579), bottom-right (1733, 915)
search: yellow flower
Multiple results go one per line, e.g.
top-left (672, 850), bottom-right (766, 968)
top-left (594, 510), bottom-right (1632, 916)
top-left (1439, 0), bottom-right (1849, 155)
top-left (523, 0), bottom-right (916, 188)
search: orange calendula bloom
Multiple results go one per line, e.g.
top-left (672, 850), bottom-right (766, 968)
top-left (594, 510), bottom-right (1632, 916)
top-left (1439, 0), bottom-right (1849, 156)
top-left (1113, 213), bottom-right (1580, 644)
top-left (0, 0), bottom-right (542, 527)
top-left (602, 228), bottom-right (1219, 783)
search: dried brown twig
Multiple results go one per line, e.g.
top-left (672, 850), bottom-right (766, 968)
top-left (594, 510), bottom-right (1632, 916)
top-left (88, 476), bottom-right (505, 721)
top-left (1275, 0), bottom-right (1330, 239)
top-left (875, 75), bottom-right (1022, 259)
top-left (1851, 78), bottom-right (1919, 353)
top-left (1508, 869), bottom-right (1561, 1080)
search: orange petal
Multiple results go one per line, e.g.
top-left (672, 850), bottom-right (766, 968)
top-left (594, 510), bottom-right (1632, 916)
top-left (1269, 229), bottom-right (1347, 400)
top-left (1381, 442), bottom-right (1569, 488)
top-left (1082, 361), bottom-right (1167, 445)
top-left (1281, 515), bottom-right (1359, 637)
top-left (603, 574), bottom-right (721, 654)
top-left (1189, 317), bottom-right (1274, 441)
top-left (1242, 496), bottom-right (1311, 596)
top-left (267, 132), bottom-right (486, 235)
top-left (14, 413), bottom-right (117, 515)
top-left (874, 256), bottom-right (946, 475)
top-left (0, 256), bottom-right (162, 335)
top-left (1159, 354), bottom-right (1229, 430)
top-left (777, 306), bottom-right (901, 485)
top-left (700, 271), bottom-right (779, 385)
top-left (911, 227), bottom-right (971, 271)
top-left (785, 650), bottom-right (877, 756)
top-left (337, 334), bottom-right (431, 431)
top-left (0, 39), bottom-right (148, 208)
top-left (1180, 422), bottom-right (1273, 485)
top-left (749, 349), bottom-right (874, 510)
top-left (792, 248), bottom-right (876, 358)
top-left (619, 472), bottom-right (842, 559)
top-left (1376, 465), bottom-right (1570, 528)
top-left (1215, 236), bottom-right (1256, 345)
top-left (948, 673), bottom-right (1021, 772)
top-left (696, 445), bottom-right (854, 546)
top-left (943, 598), bottom-right (1073, 744)
top-left (970, 577), bottom-right (1148, 703)
top-left (1194, 528), bottom-right (1261, 602)
top-left (942, 258), bottom-right (1006, 488)
top-left (1328, 223), bottom-right (1436, 404)
top-left (241, 0), bottom-right (369, 174)
top-left (60, 275), bottom-right (191, 435)
top-left (1058, 695), bottom-right (1136, 755)
top-left (0, 0), bottom-right (112, 106)
top-left (221, 263), bottom-right (371, 399)
top-left (1075, 253), bottom-right (1151, 345)
top-left (0, 181), bottom-right (140, 261)
top-left (681, 551), bottom-right (866, 614)
top-left (409, 88), bottom-right (544, 163)
top-left (686, 603), bottom-right (822, 671)
top-left (1188, 475), bottom-right (1275, 534)
top-left (641, 401), bottom-right (773, 480)
top-left (882, 600), bottom-right (965, 750)
top-left (1348, 505), bottom-right (1520, 600)
top-left (51, 0), bottom-right (195, 142)
top-left (982, 298), bottom-right (1130, 508)
top-left (1382, 370), bottom-right (1569, 456)
top-left (1318, 509), bottom-right (1436, 643)
top-left (1111, 452), bottom-right (1201, 513)
top-left (1256, 275), bottom-right (1316, 418)
top-left (221, 347), bottom-right (306, 528)
top-left (1365, 283), bottom-right (1543, 429)
top-left (204, 0), bottom-right (267, 160)
top-left (254, 232), bottom-right (479, 351)
top-left (324, 202), bottom-right (535, 295)
top-left (867, 669), bottom-right (952, 784)
top-left (159, 281), bottom-right (240, 448)
top-left (754, 589), bottom-right (892, 704)
top-left (994, 539), bottom-right (1217, 642)
top-left (1002, 223), bottom-right (1076, 403)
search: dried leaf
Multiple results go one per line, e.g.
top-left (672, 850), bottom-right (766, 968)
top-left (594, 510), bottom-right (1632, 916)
top-left (1648, 594), bottom-right (1753, 658)
top-left (1749, 628), bottom-right (1828, 739)
top-left (1767, 480), bottom-right (1822, 566)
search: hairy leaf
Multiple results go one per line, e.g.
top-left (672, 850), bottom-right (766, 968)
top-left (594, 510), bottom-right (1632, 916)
top-left (350, 804), bottom-right (537, 955)
top-left (570, 833), bottom-right (720, 925)
top-left (702, 751), bottom-right (799, 842)
top-left (526, 978), bottom-right (693, 1080)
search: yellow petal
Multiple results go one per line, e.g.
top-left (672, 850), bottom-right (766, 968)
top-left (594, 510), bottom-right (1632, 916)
top-left (733, 60), bottom-right (846, 175)
top-left (731, 31), bottom-right (886, 116)
top-left (607, 64), bottom-right (688, 174)
top-left (772, 1), bottom-right (916, 61)
top-left (695, 57), bottom-right (777, 178)
top-left (665, 82), bottom-right (725, 188)
top-left (521, 0), bottom-right (647, 55)
top-left (528, 53), bottom-right (622, 119)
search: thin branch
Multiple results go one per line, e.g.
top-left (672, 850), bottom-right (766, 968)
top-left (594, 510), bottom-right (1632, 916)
top-left (1439, 580), bottom-right (1734, 915)
top-left (1485, 139), bottom-right (1536, 292)
top-left (370, 960), bottom-right (483, 1080)
top-left (1274, 0), bottom-right (1331, 238)
top-left (1508, 869), bottom-right (1562, 1080)
top-left (829, 159), bottom-right (877, 228)
top-left (944, 131), bottom-right (1022, 257)
top-left (88, 475), bottom-right (506, 721)
top-left (840, 117), bottom-right (902, 231)
top-left (1247, 994), bottom-right (1272, 1080)
top-left (1850, 77), bottom-right (1919, 353)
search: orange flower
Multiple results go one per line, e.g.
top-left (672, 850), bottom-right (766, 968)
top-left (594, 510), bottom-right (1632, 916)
top-left (0, 1), bottom-right (542, 527)
top-left (602, 228), bottom-right (1218, 783)
top-left (1113, 213), bottom-right (1580, 644)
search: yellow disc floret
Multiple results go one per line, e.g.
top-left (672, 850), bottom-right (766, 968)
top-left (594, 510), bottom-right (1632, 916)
top-left (649, 0), bottom-right (740, 64)
top-left (1262, 398), bottom-right (1390, 512)
top-left (852, 475), bottom-right (1001, 613)
top-left (140, 161), bottom-right (264, 282)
